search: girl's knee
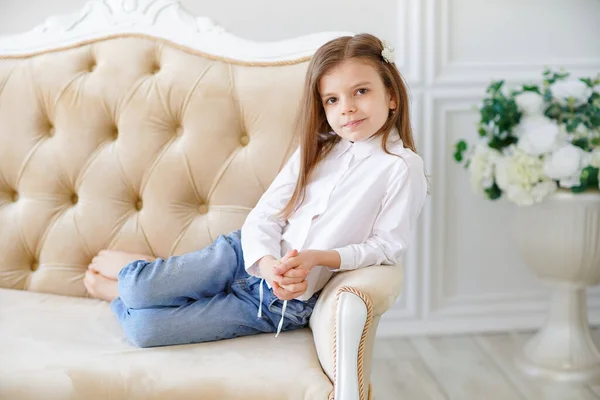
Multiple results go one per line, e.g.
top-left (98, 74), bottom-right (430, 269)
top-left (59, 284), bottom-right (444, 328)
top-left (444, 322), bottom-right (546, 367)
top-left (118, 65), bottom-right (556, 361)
top-left (111, 298), bottom-right (153, 347)
top-left (117, 259), bottom-right (150, 280)
top-left (112, 299), bottom-right (170, 348)
top-left (116, 259), bottom-right (154, 308)
top-left (120, 311), bottom-right (161, 348)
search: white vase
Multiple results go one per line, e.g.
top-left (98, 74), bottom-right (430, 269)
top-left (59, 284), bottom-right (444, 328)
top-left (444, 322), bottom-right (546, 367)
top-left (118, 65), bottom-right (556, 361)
top-left (512, 190), bottom-right (600, 383)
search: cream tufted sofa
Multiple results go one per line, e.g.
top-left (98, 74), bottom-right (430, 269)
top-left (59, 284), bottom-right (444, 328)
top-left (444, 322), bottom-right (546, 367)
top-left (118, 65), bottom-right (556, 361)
top-left (0, 1), bottom-right (404, 399)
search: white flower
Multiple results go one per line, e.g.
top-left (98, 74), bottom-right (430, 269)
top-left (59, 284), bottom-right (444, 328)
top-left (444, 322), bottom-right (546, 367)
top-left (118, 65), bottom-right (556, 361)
top-left (468, 143), bottom-right (501, 193)
top-left (530, 181), bottom-right (559, 202)
top-left (552, 78), bottom-right (592, 107)
top-left (515, 116), bottom-right (560, 156)
top-left (495, 147), bottom-right (557, 206)
top-left (556, 123), bottom-right (571, 143)
top-left (544, 144), bottom-right (591, 188)
top-left (514, 91), bottom-right (545, 116)
top-left (575, 123), bottom-right (588, 136)
top-left (591, 149), bottom-right (600, 169)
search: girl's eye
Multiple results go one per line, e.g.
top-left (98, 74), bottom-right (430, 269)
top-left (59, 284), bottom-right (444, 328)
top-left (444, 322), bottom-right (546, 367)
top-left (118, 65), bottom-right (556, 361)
top-left (325, 97), bottom-right (337, 105)
top-left (356, 88), bottom-right (369, 95)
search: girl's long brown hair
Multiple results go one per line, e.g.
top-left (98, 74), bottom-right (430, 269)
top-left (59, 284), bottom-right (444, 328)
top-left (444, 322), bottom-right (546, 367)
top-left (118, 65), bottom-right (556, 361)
top-left (277, 33), bottom-right (418, 221)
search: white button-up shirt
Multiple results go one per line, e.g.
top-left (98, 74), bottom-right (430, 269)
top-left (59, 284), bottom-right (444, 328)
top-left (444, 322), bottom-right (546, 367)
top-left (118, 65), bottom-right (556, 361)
top-left (240, 131), bottom-right (428, 301)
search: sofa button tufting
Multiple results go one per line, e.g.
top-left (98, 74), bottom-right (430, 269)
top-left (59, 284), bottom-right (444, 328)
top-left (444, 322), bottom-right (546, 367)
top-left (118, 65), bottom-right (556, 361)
top-left (48, 125), bottom-right (55, 137)
top-left (198, 204), bottom-right (208, 214)
top-left (31, 261), bottom-right (39, 271)
top-left (71, 194), bottom-right (78, 205)
top-left (240, 135), bottom-right (249, 146)
top-left (176, 125), bottom-right (183, 136)
top-left (135, 199), bottom-right (143, 211)
top-left (89, 60), bottom-right (97, 72)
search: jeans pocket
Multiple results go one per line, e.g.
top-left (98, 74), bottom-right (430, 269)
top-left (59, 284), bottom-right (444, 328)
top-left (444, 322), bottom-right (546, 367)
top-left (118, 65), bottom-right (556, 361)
top-left (268, 295), bottom-right (314, 327)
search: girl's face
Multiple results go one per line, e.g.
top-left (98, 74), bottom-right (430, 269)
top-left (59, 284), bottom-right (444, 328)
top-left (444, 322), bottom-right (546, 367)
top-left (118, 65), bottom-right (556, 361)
top-left (318, 58), bottom-right (396, 142)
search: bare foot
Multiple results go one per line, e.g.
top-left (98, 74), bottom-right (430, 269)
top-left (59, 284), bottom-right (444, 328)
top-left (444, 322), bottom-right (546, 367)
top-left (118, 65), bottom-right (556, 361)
top-left (84, 270), bottom-right (119, 302)
top-left (89, 250), bottom-right (155, 280)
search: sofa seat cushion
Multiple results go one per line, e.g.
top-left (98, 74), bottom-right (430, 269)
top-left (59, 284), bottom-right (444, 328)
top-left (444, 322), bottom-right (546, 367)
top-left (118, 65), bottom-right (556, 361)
top-left (0, 289), bottom-right (332, 400)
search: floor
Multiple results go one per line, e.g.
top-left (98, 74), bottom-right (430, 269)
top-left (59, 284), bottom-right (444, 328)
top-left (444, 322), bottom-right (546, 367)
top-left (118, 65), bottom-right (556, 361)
top-left (371, 328), bottom-right (600, 400)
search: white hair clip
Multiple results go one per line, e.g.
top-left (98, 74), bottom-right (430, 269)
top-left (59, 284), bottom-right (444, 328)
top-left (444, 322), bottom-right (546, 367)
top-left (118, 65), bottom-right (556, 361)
top-left (381, 40), bottom-right (395, 63)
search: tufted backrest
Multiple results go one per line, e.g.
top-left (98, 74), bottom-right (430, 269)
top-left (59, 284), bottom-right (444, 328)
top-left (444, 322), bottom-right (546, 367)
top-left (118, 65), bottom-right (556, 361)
top-left (0, 36), bottom-right (307, 297)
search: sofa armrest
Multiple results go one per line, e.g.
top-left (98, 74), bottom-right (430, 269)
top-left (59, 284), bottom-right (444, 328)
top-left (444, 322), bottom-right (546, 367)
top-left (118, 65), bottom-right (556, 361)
top-left (309, 263), bottom-right (404, 400)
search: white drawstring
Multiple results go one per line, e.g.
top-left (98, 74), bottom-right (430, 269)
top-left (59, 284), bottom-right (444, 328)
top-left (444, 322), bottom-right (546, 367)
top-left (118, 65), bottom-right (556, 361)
top-left (256, 277), bottom-right (287, 337)
top-left (257, 278), bottom-right (264, 318)
top-left (276, 300), bottom-right (287, 337)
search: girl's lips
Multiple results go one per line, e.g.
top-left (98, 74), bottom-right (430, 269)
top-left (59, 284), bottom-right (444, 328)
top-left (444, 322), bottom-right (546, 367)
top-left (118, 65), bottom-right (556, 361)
top-left (344, 118), bottom-right (365, 128)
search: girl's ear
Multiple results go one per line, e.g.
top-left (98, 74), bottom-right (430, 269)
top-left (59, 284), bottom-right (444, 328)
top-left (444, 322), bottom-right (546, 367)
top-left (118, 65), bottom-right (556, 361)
top-left (389, 97), bottom-right (397, 111)
top-left (387, 90), bottom-right (397, 111)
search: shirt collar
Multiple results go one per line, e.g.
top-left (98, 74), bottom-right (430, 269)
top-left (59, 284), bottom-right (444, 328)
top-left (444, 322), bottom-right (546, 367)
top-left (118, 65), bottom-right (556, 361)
top-left (332, 127), bottom-right (403, 160)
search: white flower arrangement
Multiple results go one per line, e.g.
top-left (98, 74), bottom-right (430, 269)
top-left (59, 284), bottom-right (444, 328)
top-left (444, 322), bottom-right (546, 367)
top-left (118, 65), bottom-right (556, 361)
top-left (454, 69), bottom-right (600, 206)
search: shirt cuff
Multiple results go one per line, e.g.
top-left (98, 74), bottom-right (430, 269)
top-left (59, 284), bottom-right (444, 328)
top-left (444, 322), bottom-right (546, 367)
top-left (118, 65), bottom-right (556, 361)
top-left (332, 247), bottom-right (356, 271)
top-left (244, 249), bottom-right (280, 277)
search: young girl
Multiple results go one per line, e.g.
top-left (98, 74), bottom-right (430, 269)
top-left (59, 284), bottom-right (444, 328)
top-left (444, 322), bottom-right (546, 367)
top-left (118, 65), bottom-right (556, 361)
top-left (84, 33), bottom-right (428, 348)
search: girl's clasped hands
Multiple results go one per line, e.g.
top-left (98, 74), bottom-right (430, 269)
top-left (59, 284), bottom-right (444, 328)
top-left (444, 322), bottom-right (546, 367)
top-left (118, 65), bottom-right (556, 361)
top-left (271, 249), bottom-right (320, 300)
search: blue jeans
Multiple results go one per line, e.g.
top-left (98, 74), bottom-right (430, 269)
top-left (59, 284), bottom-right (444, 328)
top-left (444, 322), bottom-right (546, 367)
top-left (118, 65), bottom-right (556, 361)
top-left (110, 230), bottom-right (320, 348)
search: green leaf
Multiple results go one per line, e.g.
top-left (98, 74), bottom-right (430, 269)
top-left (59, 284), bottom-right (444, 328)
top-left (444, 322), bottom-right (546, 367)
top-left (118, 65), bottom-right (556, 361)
top-left (566, 118), bottom-right (582, 133)
top-left (456, 140), bottom-right (468, 152)
top-left (543, 70), bottom-right (570, 86)
top-left (572, 166), bottom-right (600, 192)
top-left (581, 78), bottom-right (595, 88)
top-left (485, 182), bottom-right (502, 200)
top-left (586, 166), bottom-right (600, 187)
top-left (478, 127), bottom-right (487, 137)
top-left (488, 135), bottom-right (518, 151)
top-left (487, 80), bottom-right (505, 94)
top-left (590, 109), bottom-right (600, 126)
top-left (571, 184), bottom-right (588, 193)
top-left (544, 103), bottom-right (561, 119)
top-left (591, 137), bottom-right (600, 147)
top-left (572, 137), bottom-right (589, 150)
top-left (521, 85), bottom-right (541, 94)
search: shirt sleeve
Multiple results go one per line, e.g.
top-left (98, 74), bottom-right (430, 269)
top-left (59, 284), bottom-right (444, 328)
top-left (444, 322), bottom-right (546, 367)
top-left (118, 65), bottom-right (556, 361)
top-left (241, 147), bottom-right (301, 277)
top-left (331, 153), bottom-right (428, 271)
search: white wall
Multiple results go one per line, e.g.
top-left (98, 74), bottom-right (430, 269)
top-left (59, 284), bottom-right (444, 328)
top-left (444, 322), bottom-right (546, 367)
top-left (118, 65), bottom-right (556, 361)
top-left (1, 0), bottom-right (599, 336)
top-left (382, 0), bottom-right (600, 337)
top-left (0, 0), bottom-right (397, 41)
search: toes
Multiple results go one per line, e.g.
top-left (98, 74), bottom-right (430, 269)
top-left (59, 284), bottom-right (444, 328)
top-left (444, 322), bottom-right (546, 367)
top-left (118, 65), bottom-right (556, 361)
top-left (85, 270), bottom-right (96, 282)
top-left (88, 261), bottom-right (99, 273)
top-left (83, 271), bottom-right (96, 295)
top-left (89, 253), bottom-right (101, 264)
top-left (96, 249), bottom-right (114, 259)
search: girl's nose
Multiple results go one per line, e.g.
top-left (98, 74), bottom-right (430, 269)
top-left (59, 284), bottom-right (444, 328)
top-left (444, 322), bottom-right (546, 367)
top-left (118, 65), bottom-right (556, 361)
top-left (341, 98), bottom-right (356, 115)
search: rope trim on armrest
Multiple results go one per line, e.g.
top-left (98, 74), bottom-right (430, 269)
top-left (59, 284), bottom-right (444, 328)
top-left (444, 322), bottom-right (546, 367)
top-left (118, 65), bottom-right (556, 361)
top-left (327, 286), bottom-right (374, 400)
